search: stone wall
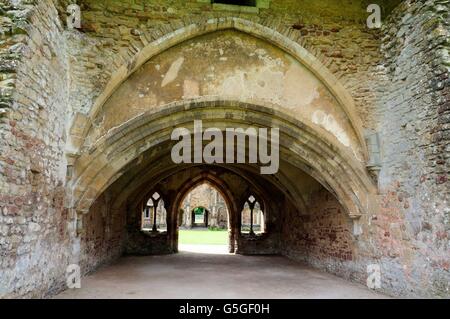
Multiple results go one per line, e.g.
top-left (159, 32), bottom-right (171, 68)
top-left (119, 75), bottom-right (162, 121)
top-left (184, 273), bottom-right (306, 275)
top-left (81, 28), bottom-right (364, 161)
top-left (0, 0), bottom-right (73, 298)
top-left (374, 0), bottom-right (449, 298)
top-left (282, 0), bottom-right (450, 298)
top-left (67, 0), bottom-right (398, 131)
top-left (79, 193), bottom-right (125, 272)
top-left (282, 189), bottom-right (355, 277)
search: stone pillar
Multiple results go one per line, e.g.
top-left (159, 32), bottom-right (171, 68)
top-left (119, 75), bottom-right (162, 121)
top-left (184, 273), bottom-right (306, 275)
top-left (166, 197), bottom-right (177, 253)
top-left (178, 209), bottom-right (184, 227)
top-left (213, 190), bottom-right (218, 205)
top-left (185, 204), bottom-right (191, 228)
top-left (152, 199), bottom-right (160, 232)
top-left (229, 199), bottom-right (240, 253)
top-left (211, 205), bottom-right (217, 227)
top-left (204, 209), bottom-right (209, 228)
top-left (260, 212), bottom-right (265, 233)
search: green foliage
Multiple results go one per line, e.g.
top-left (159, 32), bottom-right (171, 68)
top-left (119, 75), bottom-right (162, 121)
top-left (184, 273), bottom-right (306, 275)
top-left (193, 207), bottom-right (205, 215)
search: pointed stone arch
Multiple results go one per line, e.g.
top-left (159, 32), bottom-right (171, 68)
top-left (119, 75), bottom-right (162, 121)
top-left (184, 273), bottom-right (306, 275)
top-left (169, 172), bottom-right (238, 252)
top-left (68, 17), bottom-right (367, 157)
top-left (69, 98), bottom-right (376, 228)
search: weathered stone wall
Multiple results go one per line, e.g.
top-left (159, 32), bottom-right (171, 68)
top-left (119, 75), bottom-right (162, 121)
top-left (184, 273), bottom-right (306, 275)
top-left (374, 0), bottom-right (449, 298)
top-left (126, 197), bottom-right (172, 255)
top-left (282, 0), bottom-right (450, 298)
top-left (0, 0), bottom-right (73, 298)
top-left (67, 0), bottom-right (396, 131)
top-left (79, 193), bottom-right (125, 272)
top-left (282, 189), bottom-right (355, 277)
top-left (82, 29), bottom-right (364, 163)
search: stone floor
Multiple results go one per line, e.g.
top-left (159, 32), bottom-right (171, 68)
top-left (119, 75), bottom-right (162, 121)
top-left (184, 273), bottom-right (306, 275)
top-left (178, 244), bottom-right (230, 254)
top-left (55, 249), bottom-right (388, 299)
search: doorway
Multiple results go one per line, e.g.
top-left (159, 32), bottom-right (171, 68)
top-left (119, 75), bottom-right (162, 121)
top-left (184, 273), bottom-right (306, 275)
top-left (178, 183), bottom-right (230, 254)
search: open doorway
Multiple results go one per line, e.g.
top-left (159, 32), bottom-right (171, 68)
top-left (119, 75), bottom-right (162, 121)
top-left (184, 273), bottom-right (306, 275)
top-left (191, 206), bottom-right (209, 228)
top-left (178, 183), bottom-right (230, 254)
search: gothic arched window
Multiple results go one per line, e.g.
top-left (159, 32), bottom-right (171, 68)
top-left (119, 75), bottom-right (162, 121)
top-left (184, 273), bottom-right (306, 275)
top-left (142, 192), bottom-right (167, 232)
top-left (240, 195), bottom-right (264, 236)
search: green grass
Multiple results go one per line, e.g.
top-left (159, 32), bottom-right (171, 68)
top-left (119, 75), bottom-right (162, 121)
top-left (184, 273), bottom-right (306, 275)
top-left (179, 230), bottom-right (228, 245)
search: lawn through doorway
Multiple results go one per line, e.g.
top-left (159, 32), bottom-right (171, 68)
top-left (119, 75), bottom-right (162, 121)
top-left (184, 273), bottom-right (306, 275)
top-left (178, 229), bottom-right (229, 254)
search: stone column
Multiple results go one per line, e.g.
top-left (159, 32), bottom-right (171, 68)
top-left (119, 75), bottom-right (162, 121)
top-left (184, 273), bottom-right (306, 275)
top-left (185, 204), bottom-right (191, 228)
top-left (211, 205), bottom-right (217, 227)
top-left (260, 212), bottom-right (265, 233)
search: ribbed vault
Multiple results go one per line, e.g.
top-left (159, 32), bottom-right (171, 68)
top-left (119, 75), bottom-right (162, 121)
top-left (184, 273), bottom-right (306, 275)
top-left (67, 24), bottom-right (378, 250)
top-left (70, 98), bottom-right (375, 220)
